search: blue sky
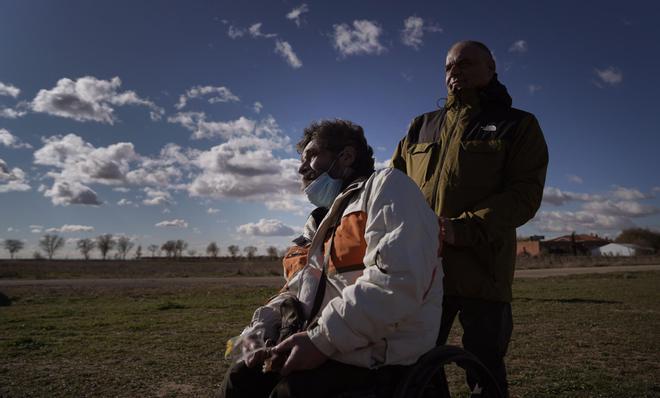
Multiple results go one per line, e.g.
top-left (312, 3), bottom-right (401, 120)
top-left (1, 0), bottom-right (658, 258)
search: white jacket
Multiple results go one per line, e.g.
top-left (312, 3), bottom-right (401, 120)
top-left (246, 168), bottom-right (443, 368)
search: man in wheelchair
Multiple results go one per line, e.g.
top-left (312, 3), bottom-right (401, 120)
top-left (218, 119), bottom-right (444, 398)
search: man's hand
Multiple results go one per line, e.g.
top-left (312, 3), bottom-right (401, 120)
top-left (270, 331), bottom-right (328, 376)
top-left (440, 217), bottom-right (456, 246)
top-left (241, 337), bottom-right (269, 368)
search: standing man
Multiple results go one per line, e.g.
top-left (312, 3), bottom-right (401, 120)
top-left (392, 40), bottom-right (548, 397)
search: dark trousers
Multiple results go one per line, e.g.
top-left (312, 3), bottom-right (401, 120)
top-left (436, 296), bottom-right (513, 398)
top-left (218, 359), bottom-right (406, 398)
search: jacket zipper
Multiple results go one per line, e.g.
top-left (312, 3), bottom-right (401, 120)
top-left (430, 106), bottom-right (465, 214)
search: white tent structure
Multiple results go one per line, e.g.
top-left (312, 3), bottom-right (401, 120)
top-left (591, 243), bottom-right (654, 256)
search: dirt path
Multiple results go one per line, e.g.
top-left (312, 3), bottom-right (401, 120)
top-left (1, 265), bottom-right (658, 288)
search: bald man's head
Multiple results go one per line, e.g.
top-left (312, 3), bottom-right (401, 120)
top-left (445, 41), bottom-right (496, 93)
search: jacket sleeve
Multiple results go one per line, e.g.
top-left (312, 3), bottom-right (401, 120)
top-left (450, 115), bottom-right (548, 246)
top-left (308, 169), bottom-right (440, 356)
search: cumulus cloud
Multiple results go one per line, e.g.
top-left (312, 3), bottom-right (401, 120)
top-left (227, 25), bottom-right (246, 39)
top-left (175, 85), bottom-right (240, 110)
top-left (582, 200), bottom-right (660, 218)
top-left (0, 81), bottom-right (20, 98)
top-left (142, 187), bottom-right (173, 206)
top-left (400, 16), bottom-right (442, 50)
top-left (46, 224), bottom-right (95, 233)
top-left (253, 101), bottom-right (263, 113)
top-left (275, 40), bottom-right (303, 68)
top-left (542, 187), bottom-right (601, 206)
top-left (167, 112), bottom-right (288, 144)
top-left (0, 128), bottom-right (32, 149)
top-left (594, 67), bottom-right (623, 86)
top-left (207, 207), bottom-right (220, 214)
top-left (43, 180), bottom-right (101, 206)
top-left (117, 198), bottom-right (134, 206)
top-left (531, 210), bottom-right (635, 234)
top-left (508, 40), bottom-right (528, 53)
top-left (0, 158), bottom-right (31, 193)
top-left (237, 218), bottom-right (295, 236)
top-left (30, 225), bottom-right (44, 234)
top-left (286, 4), bottom-right (309, 27)
top-left (31, 76), bottom-right (164, 124)
top-left (155, 219), bottom-right (188, 228)
top-left (333, 20), bottom-right (386, 57)
top-left (611, 186), bottom-right (649, 200)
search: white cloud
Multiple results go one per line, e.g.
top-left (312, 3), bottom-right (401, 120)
top-left (274, 40), bottom-right (303, 69)
top-left (227, 25), bottom-right (246, 39)
top-left (167, 112), bottom-right (288, 145)
top-left (30, 225), bottom-right (43, 234)
top-left (333, 20), bottom-right (386, 57)
top-left (542, 187), bottom-right (601, 206)
top-left (0, 159), bottom-right (31, 193)
top-left (113, 187), bottom-right (130, 193)
top-left (43, 180), bottom-right (101, 206)
top-left (238, 218), bottom-right (295, 236)
top-left (400, 16), bottom-right (442, 50)
top-left (253, 101), bottom-right (263, 113)
top-left (286, 4), bottom-right (309, 27)
top-left (31, 76), bottom-right (164, 124)
top-left (117, 198), bottom-right (133, 206)
top-left (375, 159), bottom-right (391, 169)
top-left (175, 85), bottom-right (239, 110)
top-left (0, 81), bottom-right (20, 98)
top-left (611, 186), bottom-right (649, 200)
top-left (142, 187), bottom-right (173, 206)
top-left (508, 40), bottom-right (528, 53)
top-left (528, 84), bottom-right (542, 94)
top-left (0, 107), bottom-right (27, 119)
top-left (46, 224), bottom-right (95, 233)
top-left (207, 208), bottom-right (220, 214)
top-left (0, 128), bottom-right (32, 149)
top-left (156, 219), bottom-right (188, 228)
top-left (248, 23), bottom-right (277, 38)
top-left (594, 67), bottom-right (623, 86)
top-left (567, 174), bottom-right (583, 184)
top-left (531, 210), bottom-right (635, 234)
top-left (582, 200), bottom-right (660, 218)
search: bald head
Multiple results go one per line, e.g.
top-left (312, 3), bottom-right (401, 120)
top-left (445, 41), bottom-right (496, 93)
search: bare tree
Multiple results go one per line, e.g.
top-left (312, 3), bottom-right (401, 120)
top-left (228, 244), bottom-right (240, 258)
top-left (116, 236), bottom-right (134, 260)
top-left (206, 242), bottom-right (219, 258)
top-left (39, 234), bottom-right (65, 260)
top-left (161, 240), bottom-right (176, 258)
top-left (175, 239), bottom-right (188, 258)
top-left (266, 246), bottom-right (279, 260)
top-left (243, 245), bottom-right (258, 259)
top-left (134, 245), bottom-right (142, 260)
top-left (76, 238), bottom-right (95, 260)
top-left (96, 234), bottom-right (115, 260)
top-left (147, 244), bottom-right (159, 257)
top-left (3, 239), bottom-right (24, 259)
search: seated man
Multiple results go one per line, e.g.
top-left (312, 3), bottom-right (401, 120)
top-left (219, 119), bottom-right (443, 398)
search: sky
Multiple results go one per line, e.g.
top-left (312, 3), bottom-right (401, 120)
top-left (1, 0), bottom-right (659, 259)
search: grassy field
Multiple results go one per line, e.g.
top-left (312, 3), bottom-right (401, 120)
top-left (1, 271), bottom-right (659, 397)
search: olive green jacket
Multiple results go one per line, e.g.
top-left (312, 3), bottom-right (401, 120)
top-left (392, 77), bottom-right (548, 302)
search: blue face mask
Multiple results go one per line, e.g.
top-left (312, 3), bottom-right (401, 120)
top-left (304, 159), bottom-right (343, 208)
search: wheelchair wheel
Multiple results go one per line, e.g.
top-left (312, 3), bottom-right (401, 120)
top-left (392, 345), bottom-right (503, 398)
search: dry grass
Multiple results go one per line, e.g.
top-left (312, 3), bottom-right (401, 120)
top-left (1, 270), bottom-right (658, 397)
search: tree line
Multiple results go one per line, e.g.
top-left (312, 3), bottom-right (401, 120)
top-left (2, 234), bottom-right (282, 260)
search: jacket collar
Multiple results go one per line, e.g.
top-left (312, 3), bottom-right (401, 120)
top-left (445, 75), bottom-right (513, 111)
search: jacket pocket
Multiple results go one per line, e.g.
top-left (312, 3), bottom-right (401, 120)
top-left (406, 142), bottom-right (438, 187)
top-left (456, 139), bottom-right (505, 188)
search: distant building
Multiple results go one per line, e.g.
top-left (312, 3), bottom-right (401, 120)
top-left (516, 240), bottom-right (541, 256)
top-left (591, 243), bottom-right (654, 256)
top-left (541, 233), bottom-right (610, 255)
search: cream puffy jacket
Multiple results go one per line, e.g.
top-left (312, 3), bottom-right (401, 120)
top-left (246, 168), bottom-right (443, 368)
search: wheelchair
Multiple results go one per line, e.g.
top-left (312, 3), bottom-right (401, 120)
top-left (336, 345), bottom-right (503, 398)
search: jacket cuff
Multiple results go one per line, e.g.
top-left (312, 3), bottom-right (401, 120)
top-left (307, 327), bottom-right (337, 357)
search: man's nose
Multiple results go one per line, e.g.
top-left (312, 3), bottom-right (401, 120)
top-left (298, 161), bottom-right (308, 175)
